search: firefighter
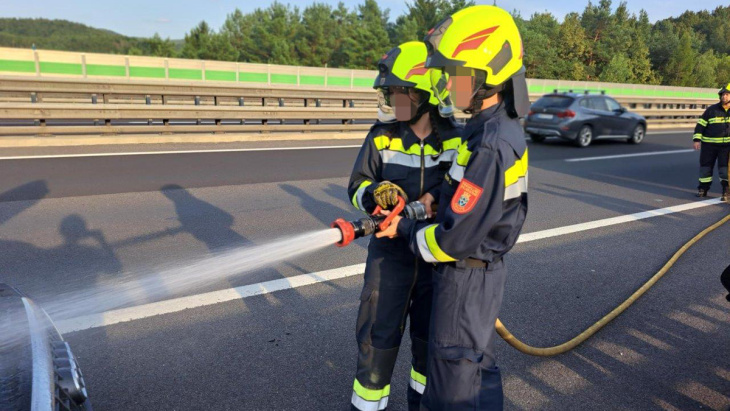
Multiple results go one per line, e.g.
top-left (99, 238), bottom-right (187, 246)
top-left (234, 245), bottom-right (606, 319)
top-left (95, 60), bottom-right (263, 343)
top-left (347, 41), bottom-right (463, 411)
top-left (376, 6), bottom-right (529, 409)
top-left (693, 83), bottom-right (730, 201)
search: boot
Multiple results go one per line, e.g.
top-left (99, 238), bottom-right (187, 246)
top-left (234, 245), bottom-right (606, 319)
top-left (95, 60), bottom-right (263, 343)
top-left (722, 186), bottom-right (729, 202)
top-left (696, 188), bottom-right (708, 198)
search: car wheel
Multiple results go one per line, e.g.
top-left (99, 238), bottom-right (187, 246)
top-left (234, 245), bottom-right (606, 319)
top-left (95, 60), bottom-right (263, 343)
top-left (529, 133), bottom-right (546, 143)
top-left (628, 124), bottom-right (645, 144)
top-left (575, 125), bottom-right (593, 148)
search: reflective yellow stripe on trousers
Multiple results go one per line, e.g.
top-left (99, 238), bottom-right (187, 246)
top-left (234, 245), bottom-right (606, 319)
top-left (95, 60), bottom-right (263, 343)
top-left (352, 379), bottom-right (390, 411)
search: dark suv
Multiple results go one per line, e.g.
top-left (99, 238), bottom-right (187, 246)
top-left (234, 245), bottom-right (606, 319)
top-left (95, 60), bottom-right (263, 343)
top-left (524, 93), bottom-right (647, 147)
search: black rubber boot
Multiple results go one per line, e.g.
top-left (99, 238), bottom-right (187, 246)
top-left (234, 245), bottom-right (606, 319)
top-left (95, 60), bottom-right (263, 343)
top-left (696, 188), bottom-right (708, 198)
top-left (722, 186), bottom-right (728, 202)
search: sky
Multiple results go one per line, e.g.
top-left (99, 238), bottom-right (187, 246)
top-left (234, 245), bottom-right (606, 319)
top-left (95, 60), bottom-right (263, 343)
top-left (0, 0), bottom-right (727, 39)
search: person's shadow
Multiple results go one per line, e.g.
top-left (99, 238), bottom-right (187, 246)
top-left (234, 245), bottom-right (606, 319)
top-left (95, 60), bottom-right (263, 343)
top-left (161, 184), bottom-right (249, 253)
top-left (722, 264), bottom-right (730, 302)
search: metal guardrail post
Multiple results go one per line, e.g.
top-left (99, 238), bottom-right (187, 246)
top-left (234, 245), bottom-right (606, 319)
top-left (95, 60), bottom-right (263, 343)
top-left (238, 97), bottom-right (244, 106)
top-left (30, 92), bottom-right (37, 103)
top-left (145, 95), bottom-right (151, 105)
top-left (278, 98), bottom-right (284, 107)
top-left (34, 51), bottom-right (40, 77)
top-left (194, 96), bottom-right (200, 106)
top-left (92, 94), bottom-right (98, 125)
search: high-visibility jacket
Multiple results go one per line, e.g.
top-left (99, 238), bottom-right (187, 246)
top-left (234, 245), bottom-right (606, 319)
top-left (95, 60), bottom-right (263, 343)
top-left (694, 102), bottom-right (730, 144)
top-left (348, 119), bottom-right (464, 213)
top-left (397, 104), bottom-right (528, 263)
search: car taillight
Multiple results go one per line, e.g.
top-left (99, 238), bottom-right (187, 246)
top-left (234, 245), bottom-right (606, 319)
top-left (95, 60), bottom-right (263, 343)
top-left (528, 110), bottom-right (534, 116)
top-left (556, 110), bottom-right (576, 118)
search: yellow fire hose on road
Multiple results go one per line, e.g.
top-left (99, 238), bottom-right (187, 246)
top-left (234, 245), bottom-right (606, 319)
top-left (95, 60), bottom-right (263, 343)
top-left (495, 211), bottom-right (730, 357)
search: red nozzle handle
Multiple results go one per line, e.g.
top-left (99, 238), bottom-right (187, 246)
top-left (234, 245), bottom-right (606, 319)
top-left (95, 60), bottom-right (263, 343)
top-left (373, 196), bottom-right (406, 232)
top-left (331, 218), bottom-right (355, 247)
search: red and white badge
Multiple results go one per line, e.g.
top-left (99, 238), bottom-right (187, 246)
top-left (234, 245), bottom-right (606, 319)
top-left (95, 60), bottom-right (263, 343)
top-left (451, 178), bottom-right (483, 214)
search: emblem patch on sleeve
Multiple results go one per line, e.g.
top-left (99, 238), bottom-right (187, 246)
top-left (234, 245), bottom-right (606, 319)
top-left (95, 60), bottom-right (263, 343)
top-left (451, 178), bottom-right (483, 214)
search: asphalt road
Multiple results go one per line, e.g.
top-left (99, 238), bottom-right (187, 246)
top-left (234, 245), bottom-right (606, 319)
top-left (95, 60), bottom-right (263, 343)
top-left (1, 130), bottom-right (729, 410)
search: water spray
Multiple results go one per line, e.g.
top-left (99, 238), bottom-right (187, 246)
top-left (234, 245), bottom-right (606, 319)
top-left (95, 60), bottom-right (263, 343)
top-left (330, 197), bottom-right (428, 247)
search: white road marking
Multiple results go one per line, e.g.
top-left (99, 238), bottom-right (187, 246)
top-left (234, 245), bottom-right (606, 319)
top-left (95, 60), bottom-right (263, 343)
top-left (0, 145), bottom-right (363, 160)
top-left (56, 198), bottom-right (724, 334)
top-left (0, 131), bottom-right (692, 160)
top-left (565, 149), bottom-right (695, 162)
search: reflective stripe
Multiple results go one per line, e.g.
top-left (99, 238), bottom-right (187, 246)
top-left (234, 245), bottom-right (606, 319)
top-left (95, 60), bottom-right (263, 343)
top-left (693, 133), bottom-right (703, 140)
top-left (707, 117), bottom-right (730, 124)
top-left (449, 163), bottom-right (465, 182)
top-left (699, 177), bottom-right (713, 183)
top-left (374, 135), bottom-right (463, 168)
top-left (442, 137), bottom-right (462, 151)
top-left (352, 380), bottom-right (389, 411)
top-left (701, 136), bottom-right (730, 144)
top-left (504, 149), bottom-right (529, 187)
top-left (504, 172), bottom-right (528, 201)
top-left (419, 224), bottom-right (457, 263)
top-left (697, 118), bottom-right (708, 126)
top-left (352, 180), bottom-right (373, 211)
top-left (416, 224), bottom-right (439, 263)
top-left (409, 367), bottom-right (426, 394)
top-left (380, 150), bottom-right (440, 168)
top-left (372, 135), bottom-right (441, 156)
top-left (456, 141), bottom-right (472, 166)
top-left (351, 392), bottom-right (388, 411)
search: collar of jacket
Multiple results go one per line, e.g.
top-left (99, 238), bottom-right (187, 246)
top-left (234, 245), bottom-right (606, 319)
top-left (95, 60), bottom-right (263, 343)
top-left (398, 121), bottom-right (440, 150)
top-left (464, 102), bottom-right (504, 137)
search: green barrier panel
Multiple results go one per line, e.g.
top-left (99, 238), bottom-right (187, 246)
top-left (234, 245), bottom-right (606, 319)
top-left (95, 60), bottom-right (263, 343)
top-left (271, 73), bottom-right (297, 84)
top-left (40, 61), bottom-right (82, 75)
top-left (299, 75), bottom-right (325, 86)
top-left (353, 78), bottom-right (373, 87)
top-left (239, 72), bottom-right (268, 83)
top-left (86, 64), bottom-right (125, 77)
top-left (0, 59), bottom-right (35, 73)
top-left (129, 66), bottom-right (165, 78)
top-left (205, 70), bottom-right (236, 81)
top-left (169, 68), bottom-right (202, 80)
top-left (328, 76), bottom-right (350, 86)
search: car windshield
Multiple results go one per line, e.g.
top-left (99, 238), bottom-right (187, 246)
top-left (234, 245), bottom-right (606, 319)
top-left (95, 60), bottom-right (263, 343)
top-left (532, 96), bottom-right (574, 109)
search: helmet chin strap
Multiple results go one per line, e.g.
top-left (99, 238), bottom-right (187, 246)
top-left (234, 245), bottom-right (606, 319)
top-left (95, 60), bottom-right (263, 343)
top-left (464, 83), bottom-right (504, 115)
top-left (408, 92), bottom-right (432, 124)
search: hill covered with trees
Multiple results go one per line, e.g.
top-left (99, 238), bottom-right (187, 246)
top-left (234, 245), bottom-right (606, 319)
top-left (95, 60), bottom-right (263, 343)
top-left (1, 1), bottom-right (728, 88)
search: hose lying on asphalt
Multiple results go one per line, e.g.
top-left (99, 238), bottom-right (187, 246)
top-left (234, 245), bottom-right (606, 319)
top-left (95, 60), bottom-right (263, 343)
top-left (496, 211), bottom-right (730, 357)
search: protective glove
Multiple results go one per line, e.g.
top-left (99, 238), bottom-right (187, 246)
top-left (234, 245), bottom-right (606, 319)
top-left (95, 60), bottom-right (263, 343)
top-left (373, 181), bottom-right (408, 210)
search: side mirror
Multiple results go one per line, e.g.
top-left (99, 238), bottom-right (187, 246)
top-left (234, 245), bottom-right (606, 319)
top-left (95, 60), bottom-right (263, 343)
top-left (617, 107), bottom-right (627, 113)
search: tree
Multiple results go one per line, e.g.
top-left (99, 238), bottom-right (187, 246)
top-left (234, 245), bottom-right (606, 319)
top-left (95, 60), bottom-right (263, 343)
top-left (338, 0), bottom-right (391, 68)
top-left (517, 12), bottom-right (560, 80)
top-left (181, 21), bottom-right (237, 61)
top-left (556, 13), bottom-right (590, 80)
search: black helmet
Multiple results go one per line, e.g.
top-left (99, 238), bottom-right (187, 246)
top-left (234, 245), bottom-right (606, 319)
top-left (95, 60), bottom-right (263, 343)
top-left (719, 83), bottom-right (730, 96)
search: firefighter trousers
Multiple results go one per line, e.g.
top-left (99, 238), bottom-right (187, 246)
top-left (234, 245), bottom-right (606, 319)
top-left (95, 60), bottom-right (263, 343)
top-left (352, 237), bottom-right (433, 411)
top-left (698, 143), bottom-right (730, 190)
top-left (421, 259), bottom-right (507, 411)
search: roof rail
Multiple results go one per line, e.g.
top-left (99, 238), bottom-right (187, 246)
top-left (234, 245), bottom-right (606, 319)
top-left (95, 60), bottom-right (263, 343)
top-left (551, 88), bottom-right (608, 95)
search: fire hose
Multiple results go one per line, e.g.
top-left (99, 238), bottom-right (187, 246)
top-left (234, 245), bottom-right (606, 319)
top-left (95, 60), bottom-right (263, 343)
top-left (331, 197), bottom-right (730, 356)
